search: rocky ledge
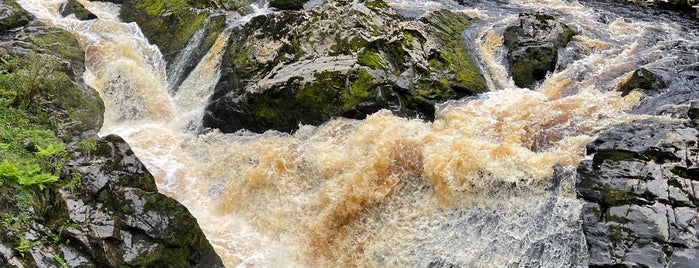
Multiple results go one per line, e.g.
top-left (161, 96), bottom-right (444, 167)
top-left (0, 1), bottom-right (223, 266)
top-left (577, 115), bottom-right (699, 266)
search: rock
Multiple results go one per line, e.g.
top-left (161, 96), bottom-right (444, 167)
top-left (617, 68), bottom-right (666, 97)
top-left (59, 0), bottom-right (97, 20)
top-left (270, 0), bottom-right (309, 10)
top-left (54, 133), bottom-right (225, 267)
top-left (0, 0), bottom-right (29, 32)
top-left (0, 4), bottom-right (224, 266)
top-left (503, 13), bottom-right (574, 88)
top-left (101, 0), bottom-right (226, 63)
top-left (689, 100), bottom-right (699, 126)
top-left (577, 118), bottom-right (699, 266)
top-left (204, 0), bottom-right (486, 133)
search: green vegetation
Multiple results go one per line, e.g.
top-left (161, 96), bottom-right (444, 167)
top-left (356, 50), bottom-right (386, 70)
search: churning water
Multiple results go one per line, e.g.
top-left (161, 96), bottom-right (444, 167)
top-left (16, 0), bottom-right (699, 266)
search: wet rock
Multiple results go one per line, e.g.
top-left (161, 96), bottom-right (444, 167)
top-left (56, 134), bottom-right (225, 267)
top-left (59, 0), bottom-right (97, 20)
top-left (688, 100), bottom-right (699, 126)
top-left (577, 118), bottom-right (699, 266)
top-left (0, 8), bottom-right (224, 266)
top-left (205, 0), bottom-right (486, 133)
top-left (0, 1), bottom-right (29, 32)
top-left (270, 0), bottom-right (309, 10)
top-left (617, 68), bottom-right (666, 97)
top-left (503, 13), bottom-right (575, 88)
top-left (102, 0), bottom-right (226, 63)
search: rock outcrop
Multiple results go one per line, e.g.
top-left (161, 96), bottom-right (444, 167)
top-left (0, 1), bottom-right (223, 266)
top-left (204, 0), bottom-right (486, 133)
top-left (577, 118), bottom-right (699, 266)
top-left (503, 13), bottom-right (575, 89)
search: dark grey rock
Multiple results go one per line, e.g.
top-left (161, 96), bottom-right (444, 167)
top-left (503, 13), bottom-right (574, 88)
top-left (618, 68), bottom-right (666, 97)
top-left (269, 0), bottom-right (309, 10)
top-left (577, 118), bottom-right (699, 265)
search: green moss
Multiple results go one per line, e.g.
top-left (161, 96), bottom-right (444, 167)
top-left (422, 10), bottom-right (486, 94)
top-left (344, 69), bottom-right (377, 108)
top-left (357, 50), bottom-right (386, 70)
top-left (127, 0), bottom-right (212, 60)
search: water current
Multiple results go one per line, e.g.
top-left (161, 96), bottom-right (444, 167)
top-left (15, 0), bottom-right (699, 266)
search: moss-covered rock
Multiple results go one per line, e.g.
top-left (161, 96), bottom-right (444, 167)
top-left (503, 13), bottom-right (575, 89)
top-left (0, 3), bottom-right (223, 266)
top-left (0, 1), bottom-right (29, 32)
top-left (101, 0), bottom-right (223, 63)
top-left (205, 0), bottom-right (486, 133)
top-left (59, 0), bottom-right (97, 21)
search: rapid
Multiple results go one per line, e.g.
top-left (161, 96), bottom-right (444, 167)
top-left (15, 0), bottom-right (699, 266)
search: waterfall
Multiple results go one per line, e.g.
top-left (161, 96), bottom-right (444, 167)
top-left (16, 0), bottom-right (699, 266)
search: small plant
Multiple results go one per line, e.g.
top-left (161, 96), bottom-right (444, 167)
top-left (77, 138), bottom-right (98, 157)
top-left (16, 236), bottom-right (30, 258)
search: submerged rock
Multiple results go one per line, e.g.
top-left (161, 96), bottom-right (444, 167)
top-left (617, 68), bottom-right (667, 97)
top-left (204, 0), bottom-right (486, 133)
top-left (577, 118), bottom-right (699, 266)
top-left (503, 13), bottom-right (575, 89)
top-left (59, 0), bottom-right (97, 21)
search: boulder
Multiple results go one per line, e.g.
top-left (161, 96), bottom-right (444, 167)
top-left (204, 0), bottom-right (486, 133)
top-left (503, 13), bottom-right (574, 88)
top-left (0, 0), bottom-right (29, 32)
top-left (617, 68), bottom-right (666, 97)
top-left (59, 0), bottom-right (97, 21)
top-left (577, 118), bottom-right (699, 266)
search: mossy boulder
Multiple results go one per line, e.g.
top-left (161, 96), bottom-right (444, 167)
top-left (503, 13), bottom-right (575, 88)
top-left (59, 0), bottom-right (97, 21)
top-left (0, 0), bottom-right (29, 32)
top-left (204, 0), bottom-right (486, 133)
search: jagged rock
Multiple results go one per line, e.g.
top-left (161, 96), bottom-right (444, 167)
top-left (53, 134), bottom-right (225, 267)
top-left (270, 0), bottom-right (310, 10)
top-left (0, 0), bottom-right (29, 32)
top-left (0, 3), bottom-right (224, 266)
top-left (577, 119), bottom-right (699, 266)
top-left (204, 0), bottom-right (485, 133)
top-left (503, 13), bottom-right (574, 88)
top-left (59, 0), bottom-right (97, 20)
top-left (617, 68), bottom-right (666, 97)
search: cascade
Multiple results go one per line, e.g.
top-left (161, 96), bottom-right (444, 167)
top-left (15, 0), bottom-right (699, 266)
